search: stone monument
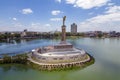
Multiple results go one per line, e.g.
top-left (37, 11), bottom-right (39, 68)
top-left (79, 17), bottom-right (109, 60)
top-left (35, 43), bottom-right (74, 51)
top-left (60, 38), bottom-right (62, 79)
top-left (28, 16), bottom-right (93, 71)
top-left (61, 16), bottom-right (66, 44)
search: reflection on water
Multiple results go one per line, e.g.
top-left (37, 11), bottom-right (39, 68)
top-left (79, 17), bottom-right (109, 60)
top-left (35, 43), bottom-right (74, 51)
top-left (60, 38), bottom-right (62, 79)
top-left (0, 64), bottom-right (30, 72)
top-left (0, 39), bottom-right (56, 54)
top-left (0, 38), bottom-right (120, 80)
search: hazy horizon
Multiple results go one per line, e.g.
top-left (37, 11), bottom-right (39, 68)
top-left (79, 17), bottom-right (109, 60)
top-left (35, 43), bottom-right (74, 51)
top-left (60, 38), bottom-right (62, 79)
top-left (0, 0), bottom-right (120, 32)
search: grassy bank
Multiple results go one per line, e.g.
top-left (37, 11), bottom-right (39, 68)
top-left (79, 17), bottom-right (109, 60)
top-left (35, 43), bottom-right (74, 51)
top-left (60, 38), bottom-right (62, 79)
top-left (0, 53), bottom-right (28, 64)
top-left (0, 53), bottom-right (95, 71)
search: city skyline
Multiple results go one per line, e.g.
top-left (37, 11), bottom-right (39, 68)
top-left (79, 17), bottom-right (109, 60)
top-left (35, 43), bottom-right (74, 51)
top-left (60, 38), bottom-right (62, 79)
top-left (0, 0), bottom-right (120, 32)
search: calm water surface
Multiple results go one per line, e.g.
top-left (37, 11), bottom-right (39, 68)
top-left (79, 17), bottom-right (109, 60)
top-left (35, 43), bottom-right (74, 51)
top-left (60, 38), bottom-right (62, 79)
top-left (0, 38), bottom-right (120, 80)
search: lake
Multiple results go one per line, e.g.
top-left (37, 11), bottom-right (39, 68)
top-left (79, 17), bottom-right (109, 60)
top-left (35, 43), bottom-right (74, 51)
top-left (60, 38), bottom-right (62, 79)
top-left (0, 38), bottom-right (120, 80)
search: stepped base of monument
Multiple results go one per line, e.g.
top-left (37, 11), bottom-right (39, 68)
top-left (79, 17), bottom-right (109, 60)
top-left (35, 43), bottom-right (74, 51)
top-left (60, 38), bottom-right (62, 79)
top-left (27, 53), bottom-right (94, 71)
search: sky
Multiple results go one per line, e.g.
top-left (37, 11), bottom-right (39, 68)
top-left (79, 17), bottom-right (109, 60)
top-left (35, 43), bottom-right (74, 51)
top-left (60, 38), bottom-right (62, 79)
top-left (0, 0), bottom-right (120, 32)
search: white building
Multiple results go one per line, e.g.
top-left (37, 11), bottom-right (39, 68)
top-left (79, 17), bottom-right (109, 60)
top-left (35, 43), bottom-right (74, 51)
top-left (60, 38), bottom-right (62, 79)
top-left (21, 29), bottom-right (27, 37)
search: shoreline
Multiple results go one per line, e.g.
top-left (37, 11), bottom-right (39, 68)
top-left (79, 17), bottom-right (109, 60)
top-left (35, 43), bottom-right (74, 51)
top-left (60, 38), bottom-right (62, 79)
top-left (27, 53), bottom-right (94, 71)
top-left (0, 53), bottom-right (95, 71)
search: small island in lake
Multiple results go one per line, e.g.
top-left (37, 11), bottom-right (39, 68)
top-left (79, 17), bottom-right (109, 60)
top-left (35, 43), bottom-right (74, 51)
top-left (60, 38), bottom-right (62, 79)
top-left (27, 16), bottom-right (94, 71)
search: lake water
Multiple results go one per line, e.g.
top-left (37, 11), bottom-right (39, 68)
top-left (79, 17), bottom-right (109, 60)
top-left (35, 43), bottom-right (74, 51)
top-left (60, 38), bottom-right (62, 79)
top-left (0, 38), bottom-right (120, 80)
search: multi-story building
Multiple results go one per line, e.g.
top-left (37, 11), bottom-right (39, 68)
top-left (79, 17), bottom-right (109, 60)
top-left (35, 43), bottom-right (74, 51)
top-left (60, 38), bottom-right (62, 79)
top-left (109, 31), bottom-right (116, 37)
top-left (21, 29), bottom-right (27, 37)
top-left (71, 23), bottom-right (77, 34)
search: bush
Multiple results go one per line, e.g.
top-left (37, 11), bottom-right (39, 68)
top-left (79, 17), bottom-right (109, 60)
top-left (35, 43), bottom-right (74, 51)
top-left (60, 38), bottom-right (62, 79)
top-left (3, 55), bottom-right (11, 63)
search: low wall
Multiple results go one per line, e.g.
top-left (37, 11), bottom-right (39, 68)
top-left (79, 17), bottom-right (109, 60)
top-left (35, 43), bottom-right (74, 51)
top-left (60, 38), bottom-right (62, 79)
top-left (32, 54), bottom-right (87, 63)
top-left (28, 53), bottom-right (94, 71)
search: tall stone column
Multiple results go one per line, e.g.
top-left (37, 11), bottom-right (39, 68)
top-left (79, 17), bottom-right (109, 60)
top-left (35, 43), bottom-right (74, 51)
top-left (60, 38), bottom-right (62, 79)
top-left (61, 25), bottom-right (66, 42)
top-left (61, 16), bottom-right (66, 44)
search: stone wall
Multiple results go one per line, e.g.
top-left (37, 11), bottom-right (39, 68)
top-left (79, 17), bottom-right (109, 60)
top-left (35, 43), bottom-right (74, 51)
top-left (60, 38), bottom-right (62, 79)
top-left (28, 53), bottom-right (94, 71)
top-left (32, 53), bottom-right (87, 63)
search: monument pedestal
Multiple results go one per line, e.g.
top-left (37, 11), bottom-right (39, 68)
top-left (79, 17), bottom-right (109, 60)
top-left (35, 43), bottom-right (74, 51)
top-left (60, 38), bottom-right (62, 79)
top-left (61, 25), bottom-right (66, 42)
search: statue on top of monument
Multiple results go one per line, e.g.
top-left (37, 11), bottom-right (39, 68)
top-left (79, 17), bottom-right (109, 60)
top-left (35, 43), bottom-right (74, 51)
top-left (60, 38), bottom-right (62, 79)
top-left (63, 16), bottom-right (66, 26)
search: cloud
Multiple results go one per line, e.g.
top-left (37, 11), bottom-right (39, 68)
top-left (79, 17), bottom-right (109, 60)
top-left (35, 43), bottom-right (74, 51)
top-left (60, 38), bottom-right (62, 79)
top-left (0, 22), bottom-right (27, 31)
top-left (44, 24), bottom-right (51, 27)
top-left (65, 0), bottom-right (110, 9)
top-left (29, 22), bottom-right (53, 32)
top-left (0, 21), bottom-right (53, 32)
top-left (20, 8), bottom-right (33, 14)
top-left (88, 12), bottom-right (94, 15)
top-left (65, 0), bottom-right (76, 4)
top-left (12, 17), bottom-right (17, 21)
top-left (56, 0), bottom-right (61, 3)
top-left (78, 5), bottom-right (120, 31)
top-left (50, 18), bottom-right (62, 21)
top-left (13, 22), bottom-right (25, 28)
top-left (51, 10), bottom-right (63, 15)
top-left (107, 3), bottom-right (114, 6)
top-left (31, 22), bottom-right (40, 26)
top-left (105, 6), bottom-right (120, 14)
